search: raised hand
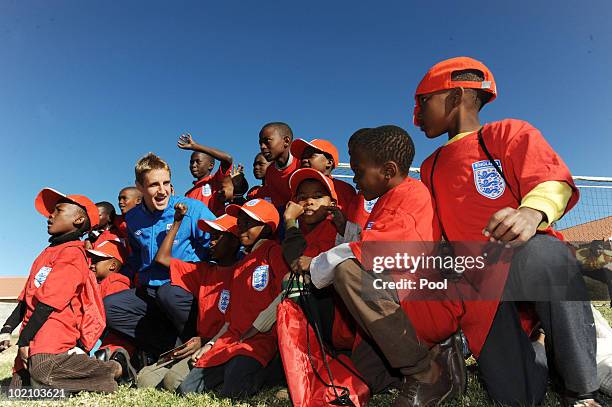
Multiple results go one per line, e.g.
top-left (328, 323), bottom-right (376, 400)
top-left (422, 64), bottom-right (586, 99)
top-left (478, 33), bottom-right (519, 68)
top-left (177, 133), bottom-right (197, 150)
top-left (174, 202), bottom-right (188, 222)
top-left (284, 201), bottom-right (305, 222)
top-left (231, 164), bottom-right (245, 178)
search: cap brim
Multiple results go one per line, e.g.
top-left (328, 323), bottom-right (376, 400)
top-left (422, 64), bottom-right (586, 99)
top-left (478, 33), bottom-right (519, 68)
top-left (198, 219), bottom-right (226, 233)
top-left (86, 249), bottom-right (113, 259)
top-left (35, 188), bottom-right (66, 218)
top-left (289, 168), bottom-right (337, 201)
top-left (290, 139), bottom-right (316, 161)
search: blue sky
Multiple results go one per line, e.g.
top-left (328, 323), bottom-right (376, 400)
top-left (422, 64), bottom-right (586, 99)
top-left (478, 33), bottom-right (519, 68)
top-left (1, 1), bottom-right (611, 276)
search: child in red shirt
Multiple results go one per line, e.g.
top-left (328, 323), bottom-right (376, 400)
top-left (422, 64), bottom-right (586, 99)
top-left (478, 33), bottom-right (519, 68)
top-left (176, 199), bottom-right (288, 398)
top-left (257, 122), bottom-right (299, 208)
top-left (0, 188), bottom-right (123, 393)
top-left (135, 210), bottom-right (242, 391)
top-left (291, 138), bottom-right (356, 212)
top-left (179, 133), bottom-right (233, 216)
top-left (415, 57), bottom-right (597, 407)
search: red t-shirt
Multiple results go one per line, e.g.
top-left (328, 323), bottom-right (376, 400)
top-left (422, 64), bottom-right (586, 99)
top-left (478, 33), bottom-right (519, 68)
top-left (331, 178), bottom-right (356, 213)
top-left (247, 185), bottom-right (263, 201)
top-left (185, 166), bottom-right (231, 216)
top-left (98, 272), bottom-right (131, 298)
top-left (170, 259), bottom-right (233, 340)
top-left (346, 192), bottom-right (379, 230)
top-left (18, 241), bottom-right (90, 356)
top-left (420, 119), bottom-right (578, 242)
top-left (195, 240), bottom-right (289, 368)
top-left (263, 155), bottom-right (300, 208)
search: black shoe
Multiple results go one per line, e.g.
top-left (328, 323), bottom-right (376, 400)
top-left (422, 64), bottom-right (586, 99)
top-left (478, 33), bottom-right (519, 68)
top-left (110, 348), bottom-right (137, 386)
top-left (439, 332), bottom-right (467, 395)
top-left (563, 392), bottom-right (603, 407)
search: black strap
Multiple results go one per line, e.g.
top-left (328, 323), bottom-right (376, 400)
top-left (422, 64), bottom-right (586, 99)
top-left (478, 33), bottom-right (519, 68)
top-left (428, 148), bottom-right (450, 241)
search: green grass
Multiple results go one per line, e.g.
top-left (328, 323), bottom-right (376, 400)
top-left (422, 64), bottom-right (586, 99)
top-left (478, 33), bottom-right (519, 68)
top-left (2, 306), bottom-right (612, 406)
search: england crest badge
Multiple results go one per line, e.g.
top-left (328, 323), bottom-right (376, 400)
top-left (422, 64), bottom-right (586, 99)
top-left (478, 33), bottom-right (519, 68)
top-left (252, 265), bottom-right (269, 291)
top-left (34, 266), bottom-right (52, 288)
top-left (363, 197), bottom-right (378, 214)
top-left (218, 289), bottom-right (230, 313)
top-left (202, 184), bottom-right (212, 197)
top-left (472, 160), bottom-right (506, 199)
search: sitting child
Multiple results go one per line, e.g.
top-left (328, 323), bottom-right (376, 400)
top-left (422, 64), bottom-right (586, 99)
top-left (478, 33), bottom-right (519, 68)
top-left (0, 188), bottom-right (124, 393)
top-left (136, 209), bottom-right (241, 392)
top-left (177, 198), bottom-right (289, 398)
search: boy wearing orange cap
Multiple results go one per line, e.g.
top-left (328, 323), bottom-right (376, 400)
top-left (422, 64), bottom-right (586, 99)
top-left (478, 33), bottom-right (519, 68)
top-left (179, 133), bottom-right (234, 216)
top-left (257, 122), bottom-right (300, 208)
top-left (177, 199), bottom-right (289, 398)
top-left (291, 138), bottom-right (357, 212)
top-left (0, 188), bottom-right (124, 393)
top-left (415, 57), bottom-right (598, 406)
top-left (88, 240), bottom-right (130, 297)
top-left (135, 208), bottom-right (242, 391)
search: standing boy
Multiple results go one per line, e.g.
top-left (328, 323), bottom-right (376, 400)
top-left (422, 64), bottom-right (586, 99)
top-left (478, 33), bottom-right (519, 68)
top-left (104, 153), bottom-right (215, 358)
top-left (179, 133), bottom-right (233, 216)
top-left (415, 56), bottom-right (598, 406)
top-left (247, 152), bottom-right (271, 200)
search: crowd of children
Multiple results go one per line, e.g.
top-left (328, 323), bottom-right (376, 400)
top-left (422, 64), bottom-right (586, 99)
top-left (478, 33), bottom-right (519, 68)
top-left (0, 57), bottom-right (606, 407)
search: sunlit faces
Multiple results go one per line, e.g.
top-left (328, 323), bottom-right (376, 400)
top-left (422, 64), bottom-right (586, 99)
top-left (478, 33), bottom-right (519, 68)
top-left (117, 187), bottom-right (142, 215)
top-left (137, 169), bottom-right (172, 212)
top-left (299, 147), bottom-right (333, 175)
top-left (189, 152), bottom-right (214, 179)
top-left (259, 127), bottom-right (289, 163)
top-left (46, 201), bottom-right (86, 235)
top-left (416, 89), bottom-right (455, 139)
top-left (252, 153), bottom-right (271, 180)
top-left (295, 179), bottom-right (334, 225)
top-left (349, 145), bottom-right (388, 201)
top-left (236, 211), bottom-right (267, 248)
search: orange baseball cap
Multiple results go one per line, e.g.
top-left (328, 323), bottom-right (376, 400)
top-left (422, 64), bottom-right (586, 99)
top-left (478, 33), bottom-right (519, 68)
top-left (291, 139), bottom-right (339, 168)
top-left (87, 239), bottom-right (127, 264)
top-left (198, 214), bottom-right (239, 237)
top-left (35, 188), bottom-right (100, 230)
top-left (413, 56), bottom-right (497, 127)
top-left (289, 168), bottom-right (338, 202)
top-left (226, 199), bottom-right (280, 233)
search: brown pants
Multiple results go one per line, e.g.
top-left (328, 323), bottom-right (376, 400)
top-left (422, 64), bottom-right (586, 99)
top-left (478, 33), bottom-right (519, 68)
top-left (11, 352), bottom-right (118, 393)
top-left (333, 259), bottom-right (430, 390)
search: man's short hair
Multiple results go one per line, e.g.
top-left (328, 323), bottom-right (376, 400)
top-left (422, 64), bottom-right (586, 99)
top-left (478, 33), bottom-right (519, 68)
top-left (135, 153), bottom-right (171, 185)
top-left (260, 122), bottom-right (294, 141)
top-left (348, 126), bottom-right (415, 174)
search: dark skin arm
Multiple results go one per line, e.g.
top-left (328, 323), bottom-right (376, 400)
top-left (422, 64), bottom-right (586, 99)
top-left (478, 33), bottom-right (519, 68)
top-left (154, 203), bottom-right (188, 268)
top-left (483, 207), bottom-right (545, 247)
top-left (178, 134), bottom-right (233, 173)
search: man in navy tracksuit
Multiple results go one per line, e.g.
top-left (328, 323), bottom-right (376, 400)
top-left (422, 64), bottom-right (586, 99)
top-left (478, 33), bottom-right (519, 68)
top-left (104, 153), bottom-right (215, 357)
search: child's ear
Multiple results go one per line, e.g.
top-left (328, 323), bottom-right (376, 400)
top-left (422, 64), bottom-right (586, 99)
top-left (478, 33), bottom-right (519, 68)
top-left (284, 136), bottom-right (292, 148)
top-left (382, 161), bottom-right (398, 180)
top-left (326, 158), bottom-right (334, 171)
top-left (73, 215), bottom-right (85, 228)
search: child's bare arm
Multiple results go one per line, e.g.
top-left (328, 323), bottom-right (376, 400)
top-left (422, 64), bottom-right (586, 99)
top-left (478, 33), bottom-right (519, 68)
top-left (154, 203), bottom-right (188, 268)
top-left (178, 133), bottom-right (233, 172)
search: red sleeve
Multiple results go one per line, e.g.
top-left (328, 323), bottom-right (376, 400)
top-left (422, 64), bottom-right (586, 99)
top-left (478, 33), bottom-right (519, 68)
top-left (105, 274), bottom-right (131, 297)
top-left (35, 247), bottom-right (86, 310)
top-left (504, 121), bottom-right (579, 214)
top-left (170, 258), bottom-right (203, 296)
top-left (213, 165), bottom-right (231, 188)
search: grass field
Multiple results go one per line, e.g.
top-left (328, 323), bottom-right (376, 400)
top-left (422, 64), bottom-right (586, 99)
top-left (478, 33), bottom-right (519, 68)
top-left (1, 303), bottom-right (611, 406)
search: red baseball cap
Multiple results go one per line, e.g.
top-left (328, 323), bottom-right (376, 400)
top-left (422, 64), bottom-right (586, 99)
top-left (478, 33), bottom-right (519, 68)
top-left (226, 199), bottom-right (280, 233)
top-left (413, 56), bottom-right (497, 127)
top-left (35, 188), bottom-right (100, 230)
top-left (290, 139), bottom-right (339, 168)
top-left (289, 168), bottom-right (338, 202)
top-left (86, 239), bottom-right (127, 264)
top-left (198, 214), bottom-right (239, 237)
